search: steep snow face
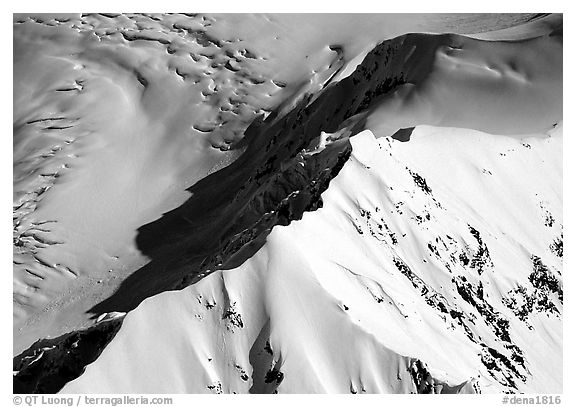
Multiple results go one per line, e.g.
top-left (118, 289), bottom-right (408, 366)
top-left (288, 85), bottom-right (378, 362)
top-left (62, 125), bottom-right (562, 394)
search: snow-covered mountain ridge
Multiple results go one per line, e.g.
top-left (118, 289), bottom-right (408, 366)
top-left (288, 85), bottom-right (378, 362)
top-left (13, 14), bottom-right (562, 394)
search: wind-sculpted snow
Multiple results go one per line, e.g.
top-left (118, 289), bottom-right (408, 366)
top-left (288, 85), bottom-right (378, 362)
top-left (13, 14), bottom-right (562, 393)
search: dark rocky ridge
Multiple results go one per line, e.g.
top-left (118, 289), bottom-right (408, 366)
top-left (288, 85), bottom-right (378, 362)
top-left (13, 316), bottom-right (123, 393)
top-left (88, 31), bottom-right (461, 316)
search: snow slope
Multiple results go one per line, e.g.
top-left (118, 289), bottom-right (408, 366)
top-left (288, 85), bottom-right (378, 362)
top-left (62, 125), bottom-right (562, 393)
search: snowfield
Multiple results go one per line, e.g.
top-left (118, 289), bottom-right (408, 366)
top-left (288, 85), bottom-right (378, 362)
top-left (13, 13), bottom-right (562, 394)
